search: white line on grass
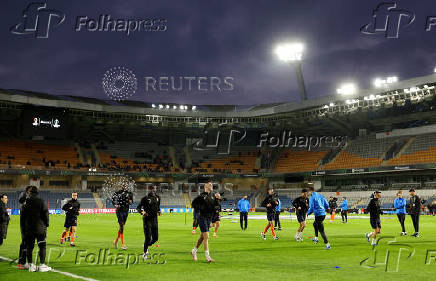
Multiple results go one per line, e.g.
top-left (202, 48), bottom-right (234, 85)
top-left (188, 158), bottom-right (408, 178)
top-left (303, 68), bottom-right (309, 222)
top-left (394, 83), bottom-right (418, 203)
top-left (0, 255), bottom-right (99, 281)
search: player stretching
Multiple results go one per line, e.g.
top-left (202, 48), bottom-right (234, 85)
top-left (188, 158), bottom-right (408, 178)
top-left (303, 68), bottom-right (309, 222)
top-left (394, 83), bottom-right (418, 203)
top-left (260, 188), bottom-right (279, 240)
top-left (112, 185), bottom-right (133, 250)
top-left (393, 191), bottom-right (407, 235)
top-left (191, 182), bottom-right (220, 262)
top-left (292, 188), bottom-right (309, 242)
top-left (340, 197), bottom-right (348, 223)
top-left (137, 185), bottom-right (161, 260)
top-left (366, 191), bottom-right (382, 246)
top-left (60, 192), bottom-right (80, 246)
top-left (211, 193), bottom-right (222, 237)
top-left (307, 186), bottom-right (331, 249)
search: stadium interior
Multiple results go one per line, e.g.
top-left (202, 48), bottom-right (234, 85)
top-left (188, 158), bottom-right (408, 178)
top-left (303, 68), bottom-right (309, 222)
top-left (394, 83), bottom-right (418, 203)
top-left (0, 74), bottom-right (436, 212)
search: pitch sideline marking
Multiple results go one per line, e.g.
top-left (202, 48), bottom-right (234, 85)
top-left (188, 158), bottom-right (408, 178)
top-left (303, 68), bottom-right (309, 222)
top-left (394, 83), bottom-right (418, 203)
top-left (0, 255), bottom-right (99, 281)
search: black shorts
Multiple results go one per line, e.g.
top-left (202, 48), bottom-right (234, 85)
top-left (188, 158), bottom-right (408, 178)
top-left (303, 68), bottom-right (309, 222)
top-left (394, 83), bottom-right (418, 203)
top-left (212, 213), bottom-right (220, 223)
top-left (198, 216), bottom-right (211, 233)
top-left (267, 212), bottom-right (275, 222)
top-left (116, 209), bottom-right (129, 224)
top-left (297, 213), bottom-right (306, 223)
top-left (64, 216), bottom-right (77, 228)
top-left (370, 218), bottom-right (381, 229)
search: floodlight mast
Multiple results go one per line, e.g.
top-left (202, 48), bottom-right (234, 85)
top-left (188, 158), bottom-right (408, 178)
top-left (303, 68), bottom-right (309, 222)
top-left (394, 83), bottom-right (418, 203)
top-left (275, 43), bottom-right (307, 101)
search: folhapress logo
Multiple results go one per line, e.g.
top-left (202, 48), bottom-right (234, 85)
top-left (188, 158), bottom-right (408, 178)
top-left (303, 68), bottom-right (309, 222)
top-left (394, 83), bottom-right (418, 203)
top-left (10, 2), bottom-right (65, 38)
top-left (361, 2), bottom-right (415, 38)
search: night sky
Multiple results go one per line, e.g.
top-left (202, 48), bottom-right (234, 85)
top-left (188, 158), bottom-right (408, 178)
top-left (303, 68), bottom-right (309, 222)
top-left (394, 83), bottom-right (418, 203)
top-left (1, 0), bottom-right (435, 105)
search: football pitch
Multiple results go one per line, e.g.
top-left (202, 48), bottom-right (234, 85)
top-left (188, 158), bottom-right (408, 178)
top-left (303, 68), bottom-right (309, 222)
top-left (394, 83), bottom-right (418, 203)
top-left (0, 213), bottom-right (435, 281)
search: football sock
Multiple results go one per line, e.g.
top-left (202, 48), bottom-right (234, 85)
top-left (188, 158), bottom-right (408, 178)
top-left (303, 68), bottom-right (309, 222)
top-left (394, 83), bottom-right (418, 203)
top-left (263, 225), bottom-right (270, 234)
top-left (271, 227), bottom-right (276, 237)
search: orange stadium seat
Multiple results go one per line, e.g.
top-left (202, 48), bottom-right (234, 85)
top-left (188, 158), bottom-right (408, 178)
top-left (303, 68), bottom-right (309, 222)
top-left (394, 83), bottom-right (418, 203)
top-left (274, 149), bottom-right (327, 173)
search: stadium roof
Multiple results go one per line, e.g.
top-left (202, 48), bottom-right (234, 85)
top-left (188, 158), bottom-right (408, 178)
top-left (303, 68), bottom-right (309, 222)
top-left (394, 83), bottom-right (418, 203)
top-left (1, 73), bottom-right (436, 118)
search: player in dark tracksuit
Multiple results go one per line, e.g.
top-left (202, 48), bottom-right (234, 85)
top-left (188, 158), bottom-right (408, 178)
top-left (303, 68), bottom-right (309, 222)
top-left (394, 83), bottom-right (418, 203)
top-left (0, 193), bottom-right (10, 246)
top-left (112, 186), bottom-right (133, 250)
top-left (211, 196), bottom-right (222, 237)
top-left (60, 192), bottom-right (80, 246)
top-left (329, 197), bottom-right (338, 222)
top-left (408, 189), bottom-right (421, 237)
top-left (292, 188), bottom-right (309, 242)
top-left (260, 188), bottom-right (279, 240)
top-left (22, 186), bottom-right (51, 272)
top-left (137, 186), bottom-right (161, 260)
top-left (17, 186), bottom-right (31, 269)
top-left (191, 182), bottom-right (220, 262)
top-left (366, 191), bottom-right (382, 246)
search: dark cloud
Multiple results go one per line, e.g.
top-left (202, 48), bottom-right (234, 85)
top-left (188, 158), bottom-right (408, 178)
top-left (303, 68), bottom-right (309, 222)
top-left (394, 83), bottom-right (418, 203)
top-left (0, 0), bottom-right (435, 105)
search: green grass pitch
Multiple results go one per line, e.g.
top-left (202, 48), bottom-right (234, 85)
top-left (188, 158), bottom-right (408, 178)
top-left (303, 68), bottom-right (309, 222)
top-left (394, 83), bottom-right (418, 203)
top-left (1, 213), bottom-right (435, 281)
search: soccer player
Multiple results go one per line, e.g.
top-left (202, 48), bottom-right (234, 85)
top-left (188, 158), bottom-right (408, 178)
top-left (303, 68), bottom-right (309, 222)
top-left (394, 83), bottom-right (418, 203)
top-left (22, 186), bottom-right (51, 272)
top-left (17, 186), bottom-right (31, 269)
top-left (340, 197), bottom-right (348, 223)
top-left (393, 191), bottom-right (407, 235)
top-left (137, 185), bottom-right (161, 260)
top-left (260, 188), bottom-right (279, 240)
top-left (292, 188), bottom-right (309, 242)
top-left (211, 193), bottom-right (222, 237)
top-left (274, 198), bottom-right (282, 230)
top-left (0, 193), bottom-right (10, 246)
top-left (365, 191), bottom-right (382, 246)
top-left (329, 197), bottom-right (338, 223)
top-left (191, 182), bottom-right (220, 262)
top-left (307, 186), bottom-right (331, 249)
top-left (60, 192), bottom-right (80, 246)
top-left (237, 195), bottom-right (250, 230)
top-left (112, 184), bottom-right (133, 250)
top-left (408, 189), bottom-right (421, 237)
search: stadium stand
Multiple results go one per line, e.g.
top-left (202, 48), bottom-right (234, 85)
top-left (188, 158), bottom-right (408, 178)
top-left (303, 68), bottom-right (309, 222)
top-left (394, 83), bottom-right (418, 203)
top-left (387, 133), bottom-right (436, 165)
top-left (323, 136), bottom-right (403, 170)
top-left (274, 149), bottom-right (327, 173)
top-left (97, 141), bottom-right (173, 172)
top-left (0, 139), bottom-right (82, 169)
top-left (191, 147), bottom-right (259, 174)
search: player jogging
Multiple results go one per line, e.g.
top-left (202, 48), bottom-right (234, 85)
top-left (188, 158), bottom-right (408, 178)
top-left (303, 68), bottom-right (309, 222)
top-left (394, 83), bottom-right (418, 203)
top-left (340, 197), bottom-right (348, 223)
top-left (60, 192), bottom-right (80, 246)
top-left (191, 182), bottom-right (220, 262)
top-left (393, 191), bottom-right (407, 235)
top-left (329, 197), bottom-right (337, 223)
top-left (260, 188), bottom-right (279, 240)
top-left (292, 188), bottom-right (309, 242)
top-left (211, 193), bottom-right (222, 237)
top-left (365, 191), bottom-right (382, 246)
top-left (307, 186), bottom-right (331, 249)
top-left (112, 184), bottom-right (133, 250)
top-left (137, 185), bottom-right (161, 260)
